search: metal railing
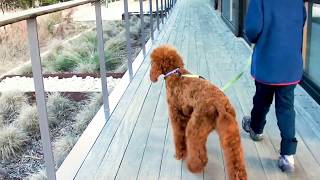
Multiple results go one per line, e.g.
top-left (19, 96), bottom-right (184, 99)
top-left (0, 0), bottom-right (176, 179)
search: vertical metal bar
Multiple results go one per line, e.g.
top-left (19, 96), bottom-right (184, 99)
top-left (26, 18), bottom-right (56, 180)
top-left (139, 0), bottom-right (146, 56)
top-left (95, 1), bottom-right (110, 117)
top-left (123, 0), bottom-right (134, 79)
top-left (156, 0), bottom-right (160, 30)
top-left (164, 0), bottom-right (167, 16)
top-left (161, 0), bottom-right (164, 24)
top-left (149, 0), bottom-right (154, 40)
top-left (105, 0), bottom-right (108, 8)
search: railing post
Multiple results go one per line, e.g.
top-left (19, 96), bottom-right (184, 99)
top-left (161, 0), bottom-right (164, 24)
top-left (149, 0), bottom-right (154, 40)
top-left (26, 18), bottom-right (56, 180)
top-left (139, 0), bottom-right (146, 56)
top-left (95, 1), bottom-right (110, 117)
top-left (156, 0), bottom-right (160, 30)
top-left (164, 0), bottom-right (167, 16)
top-left (123, 0), bottom-right (134, 79)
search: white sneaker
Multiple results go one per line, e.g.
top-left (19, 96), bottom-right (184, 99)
top-left (278, 155), bottom-right (295, 173)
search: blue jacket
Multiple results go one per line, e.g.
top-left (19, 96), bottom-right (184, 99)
top-left (245, 0), bottom-right (306, 85)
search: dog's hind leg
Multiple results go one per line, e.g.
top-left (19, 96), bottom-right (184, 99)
top-left (185, 111), bottom-right (213, 173)
top-left (168, 107), bottom-right (188, 160)
top-left (216, 112), bottom-right (247, 180)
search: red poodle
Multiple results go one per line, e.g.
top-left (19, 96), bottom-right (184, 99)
top-left (150, 45), bottom-right (247, 180)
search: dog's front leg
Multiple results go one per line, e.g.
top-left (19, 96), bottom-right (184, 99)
top-left (168, 106), bottom-right (188, 160)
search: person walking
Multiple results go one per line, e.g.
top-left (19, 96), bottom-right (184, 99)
top-left (242, 0), bottom-right (307, 173)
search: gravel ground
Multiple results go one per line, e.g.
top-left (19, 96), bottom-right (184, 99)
top-left (0, 76), bottom-right (121, 92)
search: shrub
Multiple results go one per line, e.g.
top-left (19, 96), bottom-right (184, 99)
top-left (40, 0), bottom-right (60, 6)
top-left (46, 93), bottom-right (77, 127)
top-left (26, 169), bottom-right (47, 180)
top-left (51, 53), bottom-right (79, 72)
top-left (16, 105), bottom-right (40, 134)
top-left (73, 93), bottom-right (102, 135)
top-left (103, 21), bottom-right (124, 39)
top-left (43, 12), bottom-right (63, 35)
top-left (53, 134), bottom-right (77, 168)
top-left (105, 32), bottom-right (127, 53)
top-left (0, 91), bottom-right (28, 126)
top-left (0, 125), bottom-right (29, 160)
top-left (13, 63), bottom-right (33, 76)
top-left (73, 62), bottom-right (97, 73)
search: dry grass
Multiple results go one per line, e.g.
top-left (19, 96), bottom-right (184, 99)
top-left (53, 134), bottom-right (78, 168)
top-left (0, 91), bottom-right (28, 126)
top-left (46, 93), bottom-right (78, 128)
top-left (73, 93), bottom-right (103, 135)
top-left (0, 21), bottom-right (29, 76)
top-left (16, 105), bottom-right (40, 135)
top-left (0, 125), bottom-right (29, 160)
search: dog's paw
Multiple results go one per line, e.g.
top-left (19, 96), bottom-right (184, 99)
top-left (186, 157), bottom-right (207, 173)
top-left (174, 151), bottom-right (187, 160)
top-left (187, 161), bottom-right (205, 173)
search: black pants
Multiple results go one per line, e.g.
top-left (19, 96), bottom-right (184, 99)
top-left (250, 81), bottom-right (298, 155)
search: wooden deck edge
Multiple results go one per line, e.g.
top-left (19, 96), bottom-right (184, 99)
top-left (56, 34), bottom-right (156, 180)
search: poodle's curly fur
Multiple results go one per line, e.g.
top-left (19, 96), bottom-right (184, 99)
top-left (150, 45), bottom-right (247, 180)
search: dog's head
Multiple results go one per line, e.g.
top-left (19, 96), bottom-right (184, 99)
top-left (150, 45), bottom-right (184, 82)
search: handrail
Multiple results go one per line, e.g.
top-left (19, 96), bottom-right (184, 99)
top-left (0, 0), bottom-right (94, 26)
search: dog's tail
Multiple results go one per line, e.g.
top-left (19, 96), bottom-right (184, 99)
top-left (215, 110), bottom-right (247, 180)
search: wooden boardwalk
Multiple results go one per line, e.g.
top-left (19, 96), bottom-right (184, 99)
top-left (74, 0), bottom-right (320, 179)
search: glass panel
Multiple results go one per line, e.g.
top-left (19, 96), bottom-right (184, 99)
top-left (222, 0), bottom-right (231, 20)
top-left (307, 3), bottom-right (320, 87)
top-left (222, 0), bottom-right (239, 27)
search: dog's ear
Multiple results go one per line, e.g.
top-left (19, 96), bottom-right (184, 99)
top-left (150, 62), bottom-right (162, 82)
top-left (150, 46), bottom-right (165, 82)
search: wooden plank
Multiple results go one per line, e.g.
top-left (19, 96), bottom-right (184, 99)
top-left (196, 5), bottom-right (226, 180)
top-left (93, 80), bottom-right (154, 179)
top-left (136, 86), bottom-right (169, 180)
top-left (294, 110), bottom-right (320, 163)
top-left (114, 81), bottom-right (164, 180)
top-left (75, 59), bottom-right (152, 179)
top-left (159, 126), bottom-right (182, 180)
top-left (158, 0), bottom-right (189, 179)
top-left (0, 0), bottom-right (94, 26)
top-left (136, 2), bottom-right (186, 179)
top-left (195, 4), bottom-right (225, 180)
top-left (181, 1), bottom-right (204, 180)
